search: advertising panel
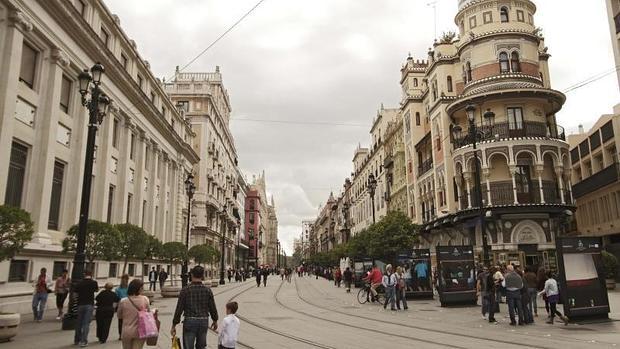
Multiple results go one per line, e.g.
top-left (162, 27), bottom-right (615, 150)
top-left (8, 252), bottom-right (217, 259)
top-left (557, 237), bottom-right (610, 319)
top-left (394, 249), bottom-right (433, 299)
top-left (435, 245), bottom-right (477, 306)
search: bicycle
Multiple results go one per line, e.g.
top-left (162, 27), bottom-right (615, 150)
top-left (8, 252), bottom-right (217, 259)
top-left (357, 283), bottom-right (385, 305)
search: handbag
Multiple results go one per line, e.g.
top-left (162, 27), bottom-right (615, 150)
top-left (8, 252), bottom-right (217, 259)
top-left (146, 311), bottom-right (160, 346)
top-left (171, 336), bottom-right (182, 349)
top-left (128, 297), bottom-right (159, 341)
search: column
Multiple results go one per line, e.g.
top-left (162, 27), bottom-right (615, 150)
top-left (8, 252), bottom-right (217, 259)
top-left (455, 176), bottom-right (463, 210)
top-left (536, 165), bottom-right (545, 204)
top-left (483, 168), bottom-right (492, 206)
top-left (145, 142), bottom-right (158, 235)
top-left (135, 130), bottom-right (147, 228)
top-left (509, 165), bottom-right (519, 204)
top-left (115, 115), bottom-right (133, 223)
top-left (157, 153), bottom-right (168, 242)
top-left (464, 173), bottom-right (472, 209)
top-left (555, 167), bottom-right (565, 204)
top-left (567, 178), bottom-right (574, 204)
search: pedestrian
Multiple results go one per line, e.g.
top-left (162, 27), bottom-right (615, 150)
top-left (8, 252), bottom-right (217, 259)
top-left (32, 267), bottom-right (52, 322)
top-left (54, 269), bottom-right (70, 320)
top-left (335, 267), bottom-right (342, 288)
top-left (280, 267), bottom-right (285, 281)
top-left (116, 274), bottom-right (130, 340)
top-left (363, 265), bottom-right (383, 302)
top-left (539, 272), bottom-right (569, 325)
top-left (395, 266), bottom-right (408, 310)
top-left (523, 266), bottom-right (538, 318)
top-left (159, 268), bottom-right (168, 290)
top-left (117, 279), bottom-right (151, 349)
top-left (255, 267), bottom-right (262, 287)
top-left (95, 282), bottom-right (119, 344)
top-left (228, 269), bottom-right (233, 283)
top-left (74, 270), bottom-right (99, 347)
top-left (476, 266), bottom-right (489, 319)
top-left (519, 270), bottom-right (534, 324)
top-left (382, 264), bottom-right (397, 311)
top-left (148, 267), bottom-right (158, 291)
top-left (218, 302), bottom-right (240, 349)
top-left (262, 267), bottom-right (268, 287)
top-left (486, 266), bottom-right (499, 324)
top-left (537, 267), bottom-right (550, 316)
top-left (343, 267), bottom-right (353, 293)
top-left (172, 266), bottom-right (219, 349)
top-left (504, 265), bottom-right (525, 326)
top-left (493, 266), bottom-right (505, 303)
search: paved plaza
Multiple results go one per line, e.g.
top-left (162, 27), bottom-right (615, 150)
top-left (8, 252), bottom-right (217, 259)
top-left (6, 276), bottom-right (620, 349)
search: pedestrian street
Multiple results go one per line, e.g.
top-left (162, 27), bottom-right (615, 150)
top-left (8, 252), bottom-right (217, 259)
top-left (9, 275), bottom-right (620, 349)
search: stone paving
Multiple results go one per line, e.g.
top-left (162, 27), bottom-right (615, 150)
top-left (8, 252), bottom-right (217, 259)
top-left (6, 276), bottom-right (620, 348)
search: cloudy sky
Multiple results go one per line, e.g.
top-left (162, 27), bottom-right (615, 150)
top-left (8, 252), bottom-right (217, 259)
top-left (105, 0), bottom-right (619, 254)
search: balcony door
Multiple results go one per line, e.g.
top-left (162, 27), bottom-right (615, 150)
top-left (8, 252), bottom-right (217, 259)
top-left (515, 165), bottom-right (532, 203)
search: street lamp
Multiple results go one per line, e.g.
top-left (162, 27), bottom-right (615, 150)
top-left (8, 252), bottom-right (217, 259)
top-left (236, 218), bottom-right (241, 270)
top-left (277, 240), bottom-right (280, 270)
top-left (181, 173), bottom-right (195, 288)
top-left (367, 173), bottom-right (377, 224)
top-left (63, 63), bottom-right (111, 330)
top-left (219, 203), bottom-right (228, 285)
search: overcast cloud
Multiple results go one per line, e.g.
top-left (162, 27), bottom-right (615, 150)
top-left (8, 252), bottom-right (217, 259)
top-left (104, 0), bottom-right (620, 254)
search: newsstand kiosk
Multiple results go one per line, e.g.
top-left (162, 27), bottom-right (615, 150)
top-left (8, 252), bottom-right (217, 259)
top-left (435, 245), bottom-right (477, 307)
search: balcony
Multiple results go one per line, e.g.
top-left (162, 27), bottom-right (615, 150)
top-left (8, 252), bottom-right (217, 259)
top-left (572, 163), bottom-right (619, 199)
top-left (459, 180), bottom-right (571, 208)
top-left (417, 159), bottom-right (433, 177)
top-left (453, 121), bottom-right (565, 148)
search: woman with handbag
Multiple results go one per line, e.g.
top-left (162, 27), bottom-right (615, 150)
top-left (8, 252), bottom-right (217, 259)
top-left (117, 279), bottom-right (153, 349)
top-left (54, 269), bottom-right (70, 320)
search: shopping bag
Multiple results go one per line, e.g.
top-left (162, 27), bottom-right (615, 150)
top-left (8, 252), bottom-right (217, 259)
top-left (171, 335), bottom-right (182, 349)
top-left (137, 310), bottom-right (159, 339)
top-left (146, 311), bottom-right (161, 346)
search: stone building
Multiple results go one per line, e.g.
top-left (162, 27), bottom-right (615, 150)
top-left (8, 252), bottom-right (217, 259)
top-left (606, 0), bottom-right (620, 89)
top-left (384, 114), bottom-right (408, 215)
top-left (403, 0), bottom-right (573, 268)
top-left (243, 172), bottom-right (278, 268)
top-left (164, 68), bottom-right (240, 278)
top-left (0, 0), bottom-right (197, 307)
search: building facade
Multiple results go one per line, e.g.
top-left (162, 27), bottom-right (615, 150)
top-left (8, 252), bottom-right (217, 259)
top-left (403, 0), bottom-right (573, 268)
top-left (243, 172), bottom-right (278, 268)
top-left (0, 0), bottom-right (198, 306)
top-left (164, 68), bottom-right (240, 278)
top-left (606, 0), bottom-right (620, 89)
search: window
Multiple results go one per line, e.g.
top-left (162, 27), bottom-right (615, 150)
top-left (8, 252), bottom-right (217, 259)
top-left (528, 13), bottom-right (533, 24)
top-left (507, 107), bottom-right (524, 130)
top-left (48, 160), bottom-right (65, 230)
top-left (75, 0), bottom-right (86, 16)
top-left (137, 75), bottom-right (143, 90)
top-left (499, 52), bottom-right (510, 73)
top-left (8, 260), bottom-right (28, 282)
top-left (249, 212), bottom-right (255, 224)
top-left (161, 106), bottom-right (167, 118)
top-left (60, 75), bottom-right (71, 113)
top-left (56, 123), bottom-right (71, 146)
top-left (141, 200), bottom-right (147, 227)
top-left (465, 62), bottom-right (472, 82)
top-left (126, 193), bottom-right (132, 223)
top-left (413, 78), bottom-right (418, 87)
top-left (111, 157), bottom-right (118, 173)
top-left (469, 16), bottom-right (477, 29)
top-left (510, 52), bottom-right (521, 72)
top-left (112, 118), bottom-right (119, 148)
top-left (121, 53), bottom-right (128, 70)
top-left (108, 263), bottom-right (118, 278)
top-left (128, 263), bottom-right (136, 277)
top-left (500, 7), bottom-right (509, 22)
top-left (447, 76), bottom-right (453, 92)
top-left (145, 147), bottom-right (150, 168)
top-left (415, 112), bottom-right (420, 126)
top-left (129, 168), bottom-right (135, 183)
top-left (249, 199), bottom-right (255, 210)
top-left (100, 27), bottom-right (110, 47)
top-left (52, 261), bottom-right (67, 279)
top-left (177, 101), bottom-right (190, 112)
top-left (483, 11), bottom-right (493, 24)
top-left (129, 133), bottom-right (135, 160)
top-left (19, 42), bottom-right (37, 88)
top-left (107, 185), bottom-right (115, 223)
top-left (5, 142), bottom-right (28, 208)
top-left (516, 10), bottom-right (525, 22)
top-left (515, 165), bottom-right (531, 193)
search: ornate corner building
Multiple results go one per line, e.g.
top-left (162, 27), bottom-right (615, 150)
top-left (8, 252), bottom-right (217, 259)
top-left (402, 0), bottom-right (574, 267)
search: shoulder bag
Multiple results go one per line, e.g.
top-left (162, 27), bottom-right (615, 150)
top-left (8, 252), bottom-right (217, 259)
top-left (128, 296), bottom-right (160, 345)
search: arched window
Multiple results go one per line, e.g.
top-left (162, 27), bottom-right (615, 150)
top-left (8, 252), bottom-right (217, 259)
top-left (447, 76), bottom-right (453, 92)
top-left (413, 78), bottom-right (418, 87)
top-left (499, 52), bottom-right (510, 73)
top-left (415, 112), bottom-right (420, 126)
top-left (500, 7), bottom-right (509, 22)
top-left (511, 52), bottom-right (521, 72)
top-left (466, 62), bottom-right (472, 82)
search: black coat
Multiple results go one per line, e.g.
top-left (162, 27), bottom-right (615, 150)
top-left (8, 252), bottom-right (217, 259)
top-left (95, 290), bottom-right (119, 319)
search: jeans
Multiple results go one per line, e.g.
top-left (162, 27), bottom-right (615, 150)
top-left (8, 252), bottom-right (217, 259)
top-left (480, 291), bottom-right (488, 316)
top-left (183, 318), bottom-right (209, 349)
top-left (383, 286), bottom-right (396, 310)
top-left (527, 288), bottom-right (538, 315)
top-left (74, 304), bottom-right (94, 344)
top-left (32, 292), bottom-right (48, 320)
top-left (506, 290), bottom-right (524, 324)
top-left (149, 281), bottom-right (156, 291)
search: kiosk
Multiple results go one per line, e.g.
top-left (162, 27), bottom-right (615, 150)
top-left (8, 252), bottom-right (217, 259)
top-left (556, 237), bottom-right (610, 320)
top-left (395, 249), bottom-right (433, 299)
top-left (436, 245), bottom-right (477, 307)
top-left (353, 258), bottom-right (374, 288)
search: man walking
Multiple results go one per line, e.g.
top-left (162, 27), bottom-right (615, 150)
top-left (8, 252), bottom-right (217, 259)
top-left (148, 267), bottom-right (158, 291)
top-left (255, 267), bottom-right (262, 287)
top-left (32, 267), bottom-right (52, 322)
top-left (504, 265), bottom-right (525, 326)
top-left (343, 267), bottom-right (353, 293)
top-left (382, 264), bottom-right (397, 311)
top-left (159, 268), bottom-right (168, 290)
top-left (262, 267), bottom-right (268, 287)
top-left (74, 270), bottom-right (99, 347)
top-left (172, 266), bottom-right (219, 349)
top-left (477, 266), bottom-right (489, 319)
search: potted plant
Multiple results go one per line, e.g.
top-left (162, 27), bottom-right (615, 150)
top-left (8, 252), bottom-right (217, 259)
top-left (0, 205), bottom-right (34, 342)
top-left (602, 251), bottom-right (618, 290)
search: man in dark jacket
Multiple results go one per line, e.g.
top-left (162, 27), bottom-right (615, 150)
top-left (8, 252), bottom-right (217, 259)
top-left (343, 267), bottom-right (353, 293)
top-left (159, 268), bottom-right (168, 289)
top-left (262, 267), bottom-right (268, 287)
top-left (74, 270), bottom-right (99, 346)
top-left (255, 267), bottom-right (262, 287)
top-left (148, 267), bottom-right (158, 291)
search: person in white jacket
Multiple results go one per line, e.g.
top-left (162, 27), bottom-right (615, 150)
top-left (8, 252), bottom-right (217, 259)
top-left (32, 267), bottom-right (53, 322)
top-left (538, 272), bottom-right (569, 325)
top-left (218, 302), bottom-right (240, 349)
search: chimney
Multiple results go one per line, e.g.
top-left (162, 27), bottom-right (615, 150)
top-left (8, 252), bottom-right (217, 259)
top-left (578, 124), bottom-right (584, 134)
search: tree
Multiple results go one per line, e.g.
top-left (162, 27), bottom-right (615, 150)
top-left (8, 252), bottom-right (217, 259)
top-left (439, 31), bottom-right (456, 44)
top-left (365, 211), bottom-right (419, 260)
top-left (115, 223), bottom-right (148, 275)
top-left (188, 244), bottom-right (212, 266)
top-left (136, 235), bottom-right (163, 281)
top-left (161, 242), bottom-right (187, 285)
top-left (63, 220), bottom-right (120, 264)
top-left (204, 245), bottom-right (221, 279)
top-left (0, 205), bottom-right (34, 262)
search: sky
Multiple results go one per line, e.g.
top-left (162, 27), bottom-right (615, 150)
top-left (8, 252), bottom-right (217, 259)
top-left (104, 0), bottom-right (620, 255)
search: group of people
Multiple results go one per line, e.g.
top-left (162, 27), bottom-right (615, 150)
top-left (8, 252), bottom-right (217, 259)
top-left (227, 268), bottom-right (248, 283)
top-left (279, 267), bottom-right (294, 282)
top-left (254, 266), bottom-right (271, 287)
top-left (147, 267), bottom-right (168, 291)
top-left (362, 264), bottom-right (409, 311)
top-left (477, 264), bottom-right (569, 326)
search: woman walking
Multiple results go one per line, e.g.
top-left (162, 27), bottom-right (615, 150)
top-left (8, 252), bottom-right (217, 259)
top-left (115, 275), bottom-right (130, 340)
top-left (395, 266), bottom-right (408, 310)
top-left (538, 273), bottom-right (569, 325)
top-left (54, 269), bottom-right (70, 320)
top-left (117, 279), bottom-right (151, 349)
top-left (537, 267), bottom-right (550, 317)
top-left (32, 268), bottom-right (52, 322)
top-left (95, 283), bottom-right (119, 343)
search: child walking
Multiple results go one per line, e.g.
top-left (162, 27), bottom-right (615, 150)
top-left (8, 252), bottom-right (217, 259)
top-left (218, 302), bottom-right (240, 349)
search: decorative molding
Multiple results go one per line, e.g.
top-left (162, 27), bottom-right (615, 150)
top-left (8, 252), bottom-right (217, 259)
top-left (8, 10), bottom-right (33, 33)
top-left (50, 47), bottom-right (70, 67)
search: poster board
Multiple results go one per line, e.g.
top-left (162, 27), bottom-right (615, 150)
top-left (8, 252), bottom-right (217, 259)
top-left (435, 245), bottom-right (477, 306)
top-left (395, 249), bottom-right (433, 299)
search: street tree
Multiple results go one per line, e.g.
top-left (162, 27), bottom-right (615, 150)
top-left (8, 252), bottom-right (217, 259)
top-left (365, 211), bottom-right (419, 260)
top-left (115, 223), bottom-right (148, 275)
top-left (63, 220), bottom-right (120, 265)
top-left (188, 244), bottom-right (211, 266)
top-left (205, 245), bottom-right (220, 279)
top-left (161, 241), bottom-right (187, 285)
top-left (136, 234), bottom-right (163, 281)
top-left (0, 205), bottom-right (34, 261)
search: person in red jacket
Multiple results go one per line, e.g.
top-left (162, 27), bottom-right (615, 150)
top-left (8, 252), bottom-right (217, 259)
top-left (363, 265), bottom-right (383, 302)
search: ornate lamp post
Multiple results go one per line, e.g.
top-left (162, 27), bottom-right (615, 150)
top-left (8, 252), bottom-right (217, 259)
top-left (63, 63), bottom-right (111, 329)
top-left (219, 203), bottom-right (228, 285)
top-left (181, 173), bottom-right (195, 288)
top-left (367, 173), bottom-right (377, 224)
top-left (276, 240), bottom-right (281, 270)
top-left (236, 218), bottom-right (241, 270)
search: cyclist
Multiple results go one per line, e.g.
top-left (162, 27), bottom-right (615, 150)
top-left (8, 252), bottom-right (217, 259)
top-left (363, 264), bottom-right (383, 302)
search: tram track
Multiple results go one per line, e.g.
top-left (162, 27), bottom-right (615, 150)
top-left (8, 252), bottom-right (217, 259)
top-left (290, 277), bottom-right (564, 349)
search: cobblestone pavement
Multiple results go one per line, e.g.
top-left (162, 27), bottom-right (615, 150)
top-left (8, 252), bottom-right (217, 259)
top-left (8, 277), bottom-right (620, 348)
